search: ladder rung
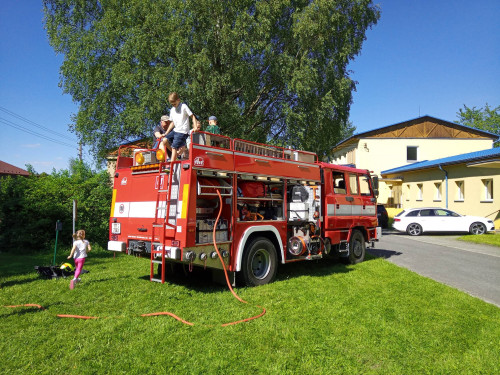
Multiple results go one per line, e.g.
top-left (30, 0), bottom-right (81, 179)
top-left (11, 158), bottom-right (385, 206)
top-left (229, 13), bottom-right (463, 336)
top-left (151, 278), bottom-right (162, 283)
top-left (158, 190), bottom-right (169, 193)
top-left (152, 260), bottom-right (162, 264)
top-left (152, 224), bottom-right (164, 228)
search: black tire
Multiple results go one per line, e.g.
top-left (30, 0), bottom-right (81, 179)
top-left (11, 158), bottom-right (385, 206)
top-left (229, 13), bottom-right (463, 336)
top-left (406, 223), bottom-right (422, 236)
top-left (238, 237), bottom-right (278, 286)
top-left (469, 222), bottom-right (486, 235)
top-left (344, 230), bottom-right (365, 264)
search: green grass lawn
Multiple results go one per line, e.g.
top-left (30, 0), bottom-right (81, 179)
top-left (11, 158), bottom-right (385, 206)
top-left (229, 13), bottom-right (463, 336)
top-left (458, 232), bottom-right (500, 247)
top-left (1, 247), bottom-right (499, 374)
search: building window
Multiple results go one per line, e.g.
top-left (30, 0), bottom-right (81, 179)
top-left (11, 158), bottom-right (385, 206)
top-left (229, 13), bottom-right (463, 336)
top-left (417, 183), bottom-right (423, 201)
top-left (482, 179), bottom-right (493, 201)
top-left (405, 184), bottom-right (410, 201)
top-left (455, 181), bottom-right (464, 201)
top-left (434, 182), bottom-right (442, 201)
top-left (407, 146), bottom-right (418, 162)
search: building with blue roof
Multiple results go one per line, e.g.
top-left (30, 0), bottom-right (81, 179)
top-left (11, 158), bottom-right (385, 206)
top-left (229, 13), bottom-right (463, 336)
top-left (331, 115), bottom-right (499, 212)
top-left (381, 147), bottom-right (500, 229)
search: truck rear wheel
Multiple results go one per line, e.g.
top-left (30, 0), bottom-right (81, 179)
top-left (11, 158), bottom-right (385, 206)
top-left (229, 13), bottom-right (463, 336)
top-left (239, 237), bottom-right (277, 286)
top-left (343, 230), bottom-right (365, 264)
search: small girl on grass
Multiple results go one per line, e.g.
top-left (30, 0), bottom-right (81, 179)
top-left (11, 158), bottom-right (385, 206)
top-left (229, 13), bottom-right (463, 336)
top-left (67, 229), bottom-right (91, 290)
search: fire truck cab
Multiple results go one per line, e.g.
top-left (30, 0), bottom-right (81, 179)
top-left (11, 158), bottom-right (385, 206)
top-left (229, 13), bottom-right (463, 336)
top-left (108, 132), bottom-right (380, 286)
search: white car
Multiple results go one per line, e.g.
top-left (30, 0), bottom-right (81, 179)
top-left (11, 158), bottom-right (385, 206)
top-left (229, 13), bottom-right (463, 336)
top-left (393, 207), bottom-right (495, 236)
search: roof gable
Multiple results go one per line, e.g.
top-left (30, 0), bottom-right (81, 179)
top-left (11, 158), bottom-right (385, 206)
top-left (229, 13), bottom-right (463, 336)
top-left (334, 116), bottom-right (498, 151)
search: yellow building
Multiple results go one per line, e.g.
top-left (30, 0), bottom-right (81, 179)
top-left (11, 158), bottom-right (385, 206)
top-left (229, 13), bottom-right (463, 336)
top-left (331, 116), bottom-right (498, 208)
top-left (380, 148), bottom-right (500, 229)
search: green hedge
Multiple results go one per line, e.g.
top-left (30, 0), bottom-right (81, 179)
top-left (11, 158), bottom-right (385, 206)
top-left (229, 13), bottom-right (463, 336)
top-left (0, 160), bottom-right (112, 253)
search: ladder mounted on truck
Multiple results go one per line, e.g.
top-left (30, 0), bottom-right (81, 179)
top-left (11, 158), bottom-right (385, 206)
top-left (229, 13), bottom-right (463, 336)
top-left (150, 160), bottom-right (179, 283)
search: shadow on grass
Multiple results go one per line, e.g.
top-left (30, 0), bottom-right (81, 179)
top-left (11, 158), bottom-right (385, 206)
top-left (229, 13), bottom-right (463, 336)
top-left (0, 301), bottom-right (65, 318)
top-left (138, 257), bottom-right (356, 292)
top-left (0, 250), bottom-right (116, 279)
top-left (0, 276), bottom-right (40, 289)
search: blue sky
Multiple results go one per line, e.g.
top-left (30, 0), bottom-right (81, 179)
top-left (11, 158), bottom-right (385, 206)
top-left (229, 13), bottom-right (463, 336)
top-left (1, 0), bottom-right (499, 173)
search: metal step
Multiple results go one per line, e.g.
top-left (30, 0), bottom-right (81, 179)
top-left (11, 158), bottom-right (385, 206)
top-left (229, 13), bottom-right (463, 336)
top-left (306, 254), bottom-right (323, 260)
top-left (152, 260), bottom-right (162, 264)
top-left (151, 278), bottom-right (162, 283)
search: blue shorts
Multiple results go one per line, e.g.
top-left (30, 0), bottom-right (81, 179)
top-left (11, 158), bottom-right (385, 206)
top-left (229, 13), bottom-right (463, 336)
top-left (166, 131), bottom-right (189, 149)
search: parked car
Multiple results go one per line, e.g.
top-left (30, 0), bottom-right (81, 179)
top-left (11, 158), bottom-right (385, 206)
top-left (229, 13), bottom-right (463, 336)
top-left (392, 207), bottom-right (495, 236)
top-left (377, 204), bottom-right (389, 229)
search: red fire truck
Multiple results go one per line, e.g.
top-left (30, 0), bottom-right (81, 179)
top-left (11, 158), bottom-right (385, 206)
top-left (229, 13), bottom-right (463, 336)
top-left (108, 132), bottom-right (381, 286)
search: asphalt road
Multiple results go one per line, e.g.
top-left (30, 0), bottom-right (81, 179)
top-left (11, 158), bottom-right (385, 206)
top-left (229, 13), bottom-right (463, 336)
top-left (368, 231), bottom-right (500, 307)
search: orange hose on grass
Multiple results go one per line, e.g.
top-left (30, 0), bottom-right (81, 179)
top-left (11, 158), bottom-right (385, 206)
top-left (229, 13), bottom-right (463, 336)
top-left (4, 192), bottom-right (267, 326)
top-left (56, 314), bottom-right (99, 320)
top-left (142, 189), bottom-right (266, 326)
top-left (140, 312), bottom-right (194, 326)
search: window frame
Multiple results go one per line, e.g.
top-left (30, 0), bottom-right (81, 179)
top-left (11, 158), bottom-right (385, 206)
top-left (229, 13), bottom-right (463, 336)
top-left (482, 179), bottom-right (493, 202)
top-left (455, 180), bottom-right (464, 202)
top-left (407, 146), bottom-right (418, 162)
top-left (434, 182), bottom-right (442, 202)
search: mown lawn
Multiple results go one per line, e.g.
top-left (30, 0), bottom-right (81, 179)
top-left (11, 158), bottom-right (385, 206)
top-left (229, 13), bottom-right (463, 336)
top-left (458, 232), bottom-right (500, 247)
top-left (1, 247), bottom-right (499, 374)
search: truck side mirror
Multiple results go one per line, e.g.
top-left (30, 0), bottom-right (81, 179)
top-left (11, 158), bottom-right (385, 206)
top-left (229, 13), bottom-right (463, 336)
top-left (371, 175), bottom-right (379, 197)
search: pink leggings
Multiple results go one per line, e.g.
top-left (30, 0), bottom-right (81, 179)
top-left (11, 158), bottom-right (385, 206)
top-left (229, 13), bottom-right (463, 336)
top-left (74, 258), bottom-right (86, 279)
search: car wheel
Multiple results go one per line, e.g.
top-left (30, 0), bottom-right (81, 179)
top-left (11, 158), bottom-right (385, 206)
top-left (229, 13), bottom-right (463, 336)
top-left (406, 223), bottom-right (422, 236)
top-left (238, 237), bottom-right (277, 286)
top-left (469, 222), bottom-right (486, 235)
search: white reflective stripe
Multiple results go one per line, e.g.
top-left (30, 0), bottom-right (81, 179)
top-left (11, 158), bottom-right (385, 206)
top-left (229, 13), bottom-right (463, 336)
top-left (113, 201), bottom-right (180, 220)
top-left (352, 205), bottom-right (362, 215)
top-left (363, 205), bottom-right (376, 215)
top-left (326, 204), bottom-right (376, 216)
top-left (130, 201), bottom-right (156, 218)
top-left (327, 204), bottom-right (336, 216)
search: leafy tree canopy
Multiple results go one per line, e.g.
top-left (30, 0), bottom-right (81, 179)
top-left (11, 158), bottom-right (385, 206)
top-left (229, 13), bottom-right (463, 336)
top-left (44, 0), bottom-right (379, 160)
top-left (457, 103), bottom-right (500, 147)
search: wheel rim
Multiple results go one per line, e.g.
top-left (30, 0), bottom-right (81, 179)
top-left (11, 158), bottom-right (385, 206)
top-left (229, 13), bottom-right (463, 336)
top-left (408, 224), bottom-right (421, 235)
top-left (471, 223), bottom-right (485, 235)
top-left (352, 239), bottom-right (363, 258)
top-left (251, 249), bottom-right (271, 280)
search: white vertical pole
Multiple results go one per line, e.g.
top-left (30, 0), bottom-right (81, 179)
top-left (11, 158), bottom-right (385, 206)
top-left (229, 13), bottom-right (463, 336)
top-left (73, 199), bottom-right (77, 240)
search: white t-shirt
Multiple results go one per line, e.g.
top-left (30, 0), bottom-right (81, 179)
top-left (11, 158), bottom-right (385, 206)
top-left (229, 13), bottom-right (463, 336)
top-left (73, 239), bottom-right (90, 259)
top-left (169, 103), bottom-right (193, 134)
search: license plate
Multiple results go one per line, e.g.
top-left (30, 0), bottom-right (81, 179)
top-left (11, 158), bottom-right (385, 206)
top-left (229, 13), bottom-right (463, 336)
top-left (112, 223), bottom-right (121, 234)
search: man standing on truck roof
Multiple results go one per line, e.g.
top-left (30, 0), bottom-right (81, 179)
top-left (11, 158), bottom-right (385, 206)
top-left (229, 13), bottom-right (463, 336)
top-left (153, 115), bottom-right (173, 156)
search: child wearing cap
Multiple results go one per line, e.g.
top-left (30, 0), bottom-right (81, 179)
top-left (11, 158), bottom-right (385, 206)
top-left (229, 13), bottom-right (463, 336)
top-left (206, 116), bottom-right (221, 134)
top-left (153, 115), bottom-right (173, 155)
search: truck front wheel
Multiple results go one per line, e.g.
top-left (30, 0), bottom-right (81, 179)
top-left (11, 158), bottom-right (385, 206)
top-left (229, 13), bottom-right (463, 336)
top-left (344, 230), bottom-right (365, 264)
top-left (239, 237), bottom-right (277, 286)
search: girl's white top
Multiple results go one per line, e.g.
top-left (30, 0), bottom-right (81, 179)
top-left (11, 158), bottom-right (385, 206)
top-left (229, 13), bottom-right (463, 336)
top-left (73, 239), bottom-right (89, 259)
